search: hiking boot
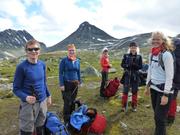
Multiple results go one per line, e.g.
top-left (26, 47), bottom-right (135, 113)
top-left (121, 107), bottom-right (126, 112)
top-left (132, 107), bottom-right (137, 112)
top-left (166, 116), bottom-right (175, 126)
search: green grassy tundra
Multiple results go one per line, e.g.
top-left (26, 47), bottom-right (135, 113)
top-left (0, 50), bottom-right (179, 135)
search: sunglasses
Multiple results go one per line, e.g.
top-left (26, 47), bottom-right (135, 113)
top-left (26, 48), bottom-right (40, 52)
top-left (69, 50), bottom-right (75, 53)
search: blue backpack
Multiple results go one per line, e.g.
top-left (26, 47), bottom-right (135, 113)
top-left (45, 112), bottom-right (70, 135)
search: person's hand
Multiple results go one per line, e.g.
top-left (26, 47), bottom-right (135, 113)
top-left (60, 86), bottom-right (65, 91)
top-left (79, 83), bottom-right (83, 88)
top-left (109, 64), bottom-right (112, 68)
top-left (160, 95), bottom-right (168, 105)
top-left (26, 96), bottom-right (36, 104)
top-left (47, 96), bottom-right (52, 106)
top-left (144, 85), bottom-right (150, 96)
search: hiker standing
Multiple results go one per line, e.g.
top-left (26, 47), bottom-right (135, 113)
top-left (13, 39), bottom-right (52, 135)
top-left (100, 47), bottom-right (111, 97)
top-left (121, 42), bottom-right (142, 112)
top-left (167, 38), bottom-right (180, 125)
top-left (59, 44), bottom-right (81, 124)
top-left (145, 31), bottom-right (174, 135)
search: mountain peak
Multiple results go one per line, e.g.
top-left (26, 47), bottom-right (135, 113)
top-left (48, 21), bottom-right (118, 51)
top-left (80, 21), bottom-right (90, 26)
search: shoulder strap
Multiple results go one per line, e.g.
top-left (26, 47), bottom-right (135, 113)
top-left (159, 51), bottom-right (175, 71)
top-left (158, 52), bottom-right (164, 70)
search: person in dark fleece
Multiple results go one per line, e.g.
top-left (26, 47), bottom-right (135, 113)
top-left (121, 42), bottom-right (142, 112)
top-left (59, 44), bottom-right (81, 124)
top-left (13, 39), bottom-right (51, 135)
top-left (167, 38), bottom-right (180, 125)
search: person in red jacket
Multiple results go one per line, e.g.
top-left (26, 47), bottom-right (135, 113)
top-left (100, 47), bottom-right (111, 97)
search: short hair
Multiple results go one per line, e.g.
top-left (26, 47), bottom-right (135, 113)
top-left (67, 44), bottom-right (76, 50)
top-left (25, 39), bottom-right (40, 50)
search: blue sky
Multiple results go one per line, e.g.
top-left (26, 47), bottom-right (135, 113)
top-left (0, 0), bottom-right (180, 47)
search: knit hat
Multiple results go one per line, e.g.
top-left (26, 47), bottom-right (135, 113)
top-left (102, 47), bottom-right (108, 52)
top-left (129, 42), bottom-right (137, 47)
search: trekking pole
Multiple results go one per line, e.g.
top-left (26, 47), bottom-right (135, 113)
top-left (71, 85), bottom-right (78, 97)
top-left (125, 57), bottom-right (132, 113)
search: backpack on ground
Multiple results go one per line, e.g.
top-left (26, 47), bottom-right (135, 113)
top-left (103, 77), bottom-right (120, 97)
top-left (88, 114), bottom-right (107, 134)
top-left (45, 112), bottom-right (70, 135)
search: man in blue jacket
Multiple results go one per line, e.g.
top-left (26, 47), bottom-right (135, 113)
top-left (13, 39), bottom-right (51, 135)
top-left (59, 44), bottom-right (81, 124)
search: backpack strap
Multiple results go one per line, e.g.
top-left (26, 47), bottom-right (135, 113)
top-left (158, 50), bottom-right (175, 71)
top-left (158, 52), bottom-right (165, 70)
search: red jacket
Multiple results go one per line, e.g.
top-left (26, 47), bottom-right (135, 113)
top-left (100, 55), bottom-right (110, 72)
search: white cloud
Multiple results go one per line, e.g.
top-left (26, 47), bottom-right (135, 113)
top-left (0, 0), bottom-right (180, 46)
top-left (0, 18), bottom-right (13, 30)
top-left (0, 0), bottom-right (26, 18)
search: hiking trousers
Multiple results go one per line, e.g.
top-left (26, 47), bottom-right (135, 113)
top-left (150, 89), bottom-right (171, 135)
top-left (19, 98), bottom-right (47, 133)
top-left (100, 71), bottom-right (108, 97)
top-left (62, 81), bottom-right (78, 123)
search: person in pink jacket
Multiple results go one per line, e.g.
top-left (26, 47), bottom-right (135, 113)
top-left (100, 47), bottom-right (111, 97)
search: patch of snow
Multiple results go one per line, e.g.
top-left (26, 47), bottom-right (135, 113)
top-left (23, 36), bottom-right (28, 42)
top-left (4, 51), bottom-right (16, 58)
top-left (97, 38), bottom-right (106, 42)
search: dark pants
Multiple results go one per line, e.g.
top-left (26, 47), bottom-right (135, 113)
top-left (62, 81), bottom-right (78, 123)
top-left (100, 71), bottom-right (108, 97)
top-left (150, 89), bottom-right (171, 135)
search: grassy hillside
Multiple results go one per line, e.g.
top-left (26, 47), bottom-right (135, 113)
top-left (0, 50), bottom-right (179, 135)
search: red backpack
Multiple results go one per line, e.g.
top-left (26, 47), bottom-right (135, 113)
top-left (89, 114), bottom-right (107, 134)
top-left (103, 77), bottom-right (120, 97)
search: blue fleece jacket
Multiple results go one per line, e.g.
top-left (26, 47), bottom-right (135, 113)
top-left (59, 57), bottom-right (81, 86)
top-left (13, 60), bottom-right (50, 102)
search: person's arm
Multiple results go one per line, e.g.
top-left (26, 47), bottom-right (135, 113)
top-left (144, 54), bottom-right (151, 96)
top-left (59, 58), bottom-right (65, 86)
top-left (121, 54), bottom-right (129, 69)
top-left (146, 54), bottom-right (151, 86)
top-left (163, 52), bottom-right (174, 94)
top-left (77, 59), bottom-right (81, 84)
top-left (43, 63), bottom-right (50, 97)
top-left (13, 64), bottom-right (28, 101)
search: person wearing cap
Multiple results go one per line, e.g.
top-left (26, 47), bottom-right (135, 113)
top-left (13, 39), bottom-right (51, 135)
top-left (100, 47), bottom-right (111, 97)
top-left (121, 42), bottom-right (142, 112)
top-left (59, 44), bottom-right (81, 124)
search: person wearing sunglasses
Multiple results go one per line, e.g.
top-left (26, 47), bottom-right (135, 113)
top-left (13, 39), bottom-right (52, 135)
top-left (59, 44), bottom-right (81, 124)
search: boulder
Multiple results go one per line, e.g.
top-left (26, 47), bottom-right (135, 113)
top-left (81, 66), bottom-right (101, 77)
